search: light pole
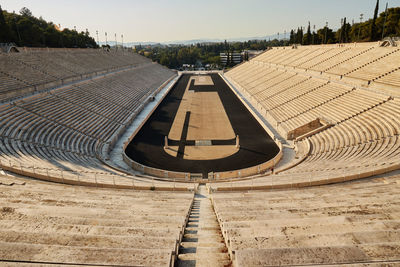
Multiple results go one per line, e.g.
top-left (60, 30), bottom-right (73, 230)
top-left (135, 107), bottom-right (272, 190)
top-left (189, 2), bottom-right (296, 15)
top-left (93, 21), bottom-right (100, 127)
top-left (121, 34), bottom-right (124, 50)
top-left (358, 14), bottom-right (363, 42)
top-left (105, 32), bottom-right (108, 46)
top-left (96, 30), bottom-right (99, 46)
top-left (115, 33), bottom-right (117, 50)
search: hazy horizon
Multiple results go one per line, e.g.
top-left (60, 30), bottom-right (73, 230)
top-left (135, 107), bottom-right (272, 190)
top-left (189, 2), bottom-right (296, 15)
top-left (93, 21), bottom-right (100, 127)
top-left (1, 0), bottom-right (398, 43)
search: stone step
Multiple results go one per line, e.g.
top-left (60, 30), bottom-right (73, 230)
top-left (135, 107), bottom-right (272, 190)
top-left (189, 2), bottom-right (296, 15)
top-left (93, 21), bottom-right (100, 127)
top-left (199, 220), bottom-right (219, 226)
top-left (195, 246), bottom-right (229, 254)
top-left (178, 251), bottom-right (230, 261)
top-left (198, 226), bottom-right (221, 231)
top-left (197, 228), bottom-right (223, 234)
top-left (180, 241), bottom-right (226, 249)
top-left (183, 233), bottom-right (223, 239)
top-left (198, 217), bottom-right (220, 221)
top-left (0, 229), bottom-right (178, 250)
top-left (0, 220), bottom-right (182, 238)
top-left (199, 223), bottom-right (220, 228)
top-left (0, 241), bottom-right (173, 266)
top-left (178, 253), bottom-right (231, 267)
top-left (186, 222), bottom-right (199, 227)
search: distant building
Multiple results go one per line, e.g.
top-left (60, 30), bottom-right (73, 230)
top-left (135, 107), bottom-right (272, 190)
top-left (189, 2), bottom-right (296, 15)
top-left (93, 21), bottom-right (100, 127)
top-left (220, 52), bottom-right (243, 66)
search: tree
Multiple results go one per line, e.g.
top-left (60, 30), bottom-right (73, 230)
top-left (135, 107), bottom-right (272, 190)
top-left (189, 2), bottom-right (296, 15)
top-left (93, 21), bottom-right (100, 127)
top-left (317, 26), bottom-right (335, 44)
top-left (343, 18), bottom-right (350, 43)
top-left (289, 29), bottom-right (295, 44)
top-left (312, 30), bottom-right (319, 44)
top-left (381, 7), bottom-right (400, 37)
top-left (370, 0), bottom-right (379, 41)
top-left (305, 22), bottom-right (312, 45)
top-left (296, 27), bottom-right (303, 44)
top-left (1, 7), bottom-right (98, 48)
top-left (337, 17), bottom-right (350, 43)
top-left (0, 5), bottom-right (13, 43)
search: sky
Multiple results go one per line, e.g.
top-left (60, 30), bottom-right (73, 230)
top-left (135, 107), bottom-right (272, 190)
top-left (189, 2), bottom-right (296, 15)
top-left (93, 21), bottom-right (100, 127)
top-left (1, 0), bottom-right (399, 43)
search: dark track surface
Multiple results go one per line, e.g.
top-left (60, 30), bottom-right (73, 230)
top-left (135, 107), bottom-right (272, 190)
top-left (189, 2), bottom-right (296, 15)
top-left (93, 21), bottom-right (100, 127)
top-left (125, 74), bottom-right (279, 176)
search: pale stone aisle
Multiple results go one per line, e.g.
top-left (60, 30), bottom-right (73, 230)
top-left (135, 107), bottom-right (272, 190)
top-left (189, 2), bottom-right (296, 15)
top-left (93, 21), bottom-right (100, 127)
top-left (176, 185), bottom-right (231, 267)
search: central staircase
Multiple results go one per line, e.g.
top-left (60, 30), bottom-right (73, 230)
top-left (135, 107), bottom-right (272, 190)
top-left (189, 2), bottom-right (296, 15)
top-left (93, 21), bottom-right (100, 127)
top-left (176, 185), bottom-right (231, 267)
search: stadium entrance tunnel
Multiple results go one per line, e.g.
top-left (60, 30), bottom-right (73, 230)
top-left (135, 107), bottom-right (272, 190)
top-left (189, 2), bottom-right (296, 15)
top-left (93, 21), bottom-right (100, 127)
top-left (124, 73), bottom-right (280, 179)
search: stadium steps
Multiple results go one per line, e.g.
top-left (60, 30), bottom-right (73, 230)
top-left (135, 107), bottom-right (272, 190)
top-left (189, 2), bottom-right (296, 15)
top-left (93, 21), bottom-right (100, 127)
top-left (323, 46), bottom-right (375, 72)
top-left (272, 82), bottom-right (352, 125)
top-left (309, 107), bottom-right (388, 154)
top-left (287, 135), bottom-right (399, 173)
top-left (268, 79), bottom-right (329, 112)
top-left (0, 50), bottom-right (157, 103)
top-left (305, 47), bottom-right (352, 70)
top-left (273, 48), bottom-right (312, 66)
top-left (257, 73), bottom-right (299, 99)
top-left (278, 85), bottom-right (355, 123)
top-left (0, 242), bottom-right (175, 266)
top-left (0, 50), bottom-right (192, 191)
top-left (372, 66), bottom-right (400, 82)
top-left (13, 56), bottom-right (59, 81)
top-left (0, 71), bottom-right (31, 92)
top-left (14, 103), bottom-right (104, 142)
top-left (209, 175), bottom-right (400, 265)
top-left (176, 185), bottom-right (231, 267)
top-left (331, 96), bottom-right (391, 126)
top-left (0, 175), bottom-right (194, 266)
top-left (251, 71), bottom-right (288, 96)
top-left (47, 91), bottom-right (126, 127)
top-left (288, 47), bottom-right (335, 68)
top-left (265, 76), bottom-right (311, 100)
top-left (73, 82), bottom-right (137, 114)
top-left (257, 73), bottom-right (310, 103)
top-left (13, 101), bottom-right (106, 142)
top-left (342, 48), bottom-right (400, 78)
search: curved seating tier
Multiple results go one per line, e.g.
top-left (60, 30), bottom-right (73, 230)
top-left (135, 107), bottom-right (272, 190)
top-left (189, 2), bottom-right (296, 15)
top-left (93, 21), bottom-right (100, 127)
top-left (0, 175), bottom-right (194, 266)
top-left (281, 88), bottom-right (390, 132)
top-left (374, 68), bottom-right (400, 87)
top-left (0, 49), bottom-right (193, 190)
top-left (0, 49), bottom-right (151, 102)
top-left (222, 42), bottom-right (400, 190)
top-left (246, 43), bottom-right (400, 84)
top-left (211, 175), bottom-right (400, 266)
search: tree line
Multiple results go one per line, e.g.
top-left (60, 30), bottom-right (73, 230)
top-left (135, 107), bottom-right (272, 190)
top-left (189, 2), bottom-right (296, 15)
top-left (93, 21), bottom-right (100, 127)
top-left (289, 4), bottom-right (400, 45)
top-left (0, 6), bottom-right (97, 48)
top-left (135, 39), bottom-right (287, 69)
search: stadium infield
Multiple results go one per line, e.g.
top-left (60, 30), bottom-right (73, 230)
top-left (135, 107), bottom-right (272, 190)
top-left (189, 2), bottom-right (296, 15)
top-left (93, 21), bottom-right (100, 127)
top-left (125, 73), bottom-right (279, 177)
